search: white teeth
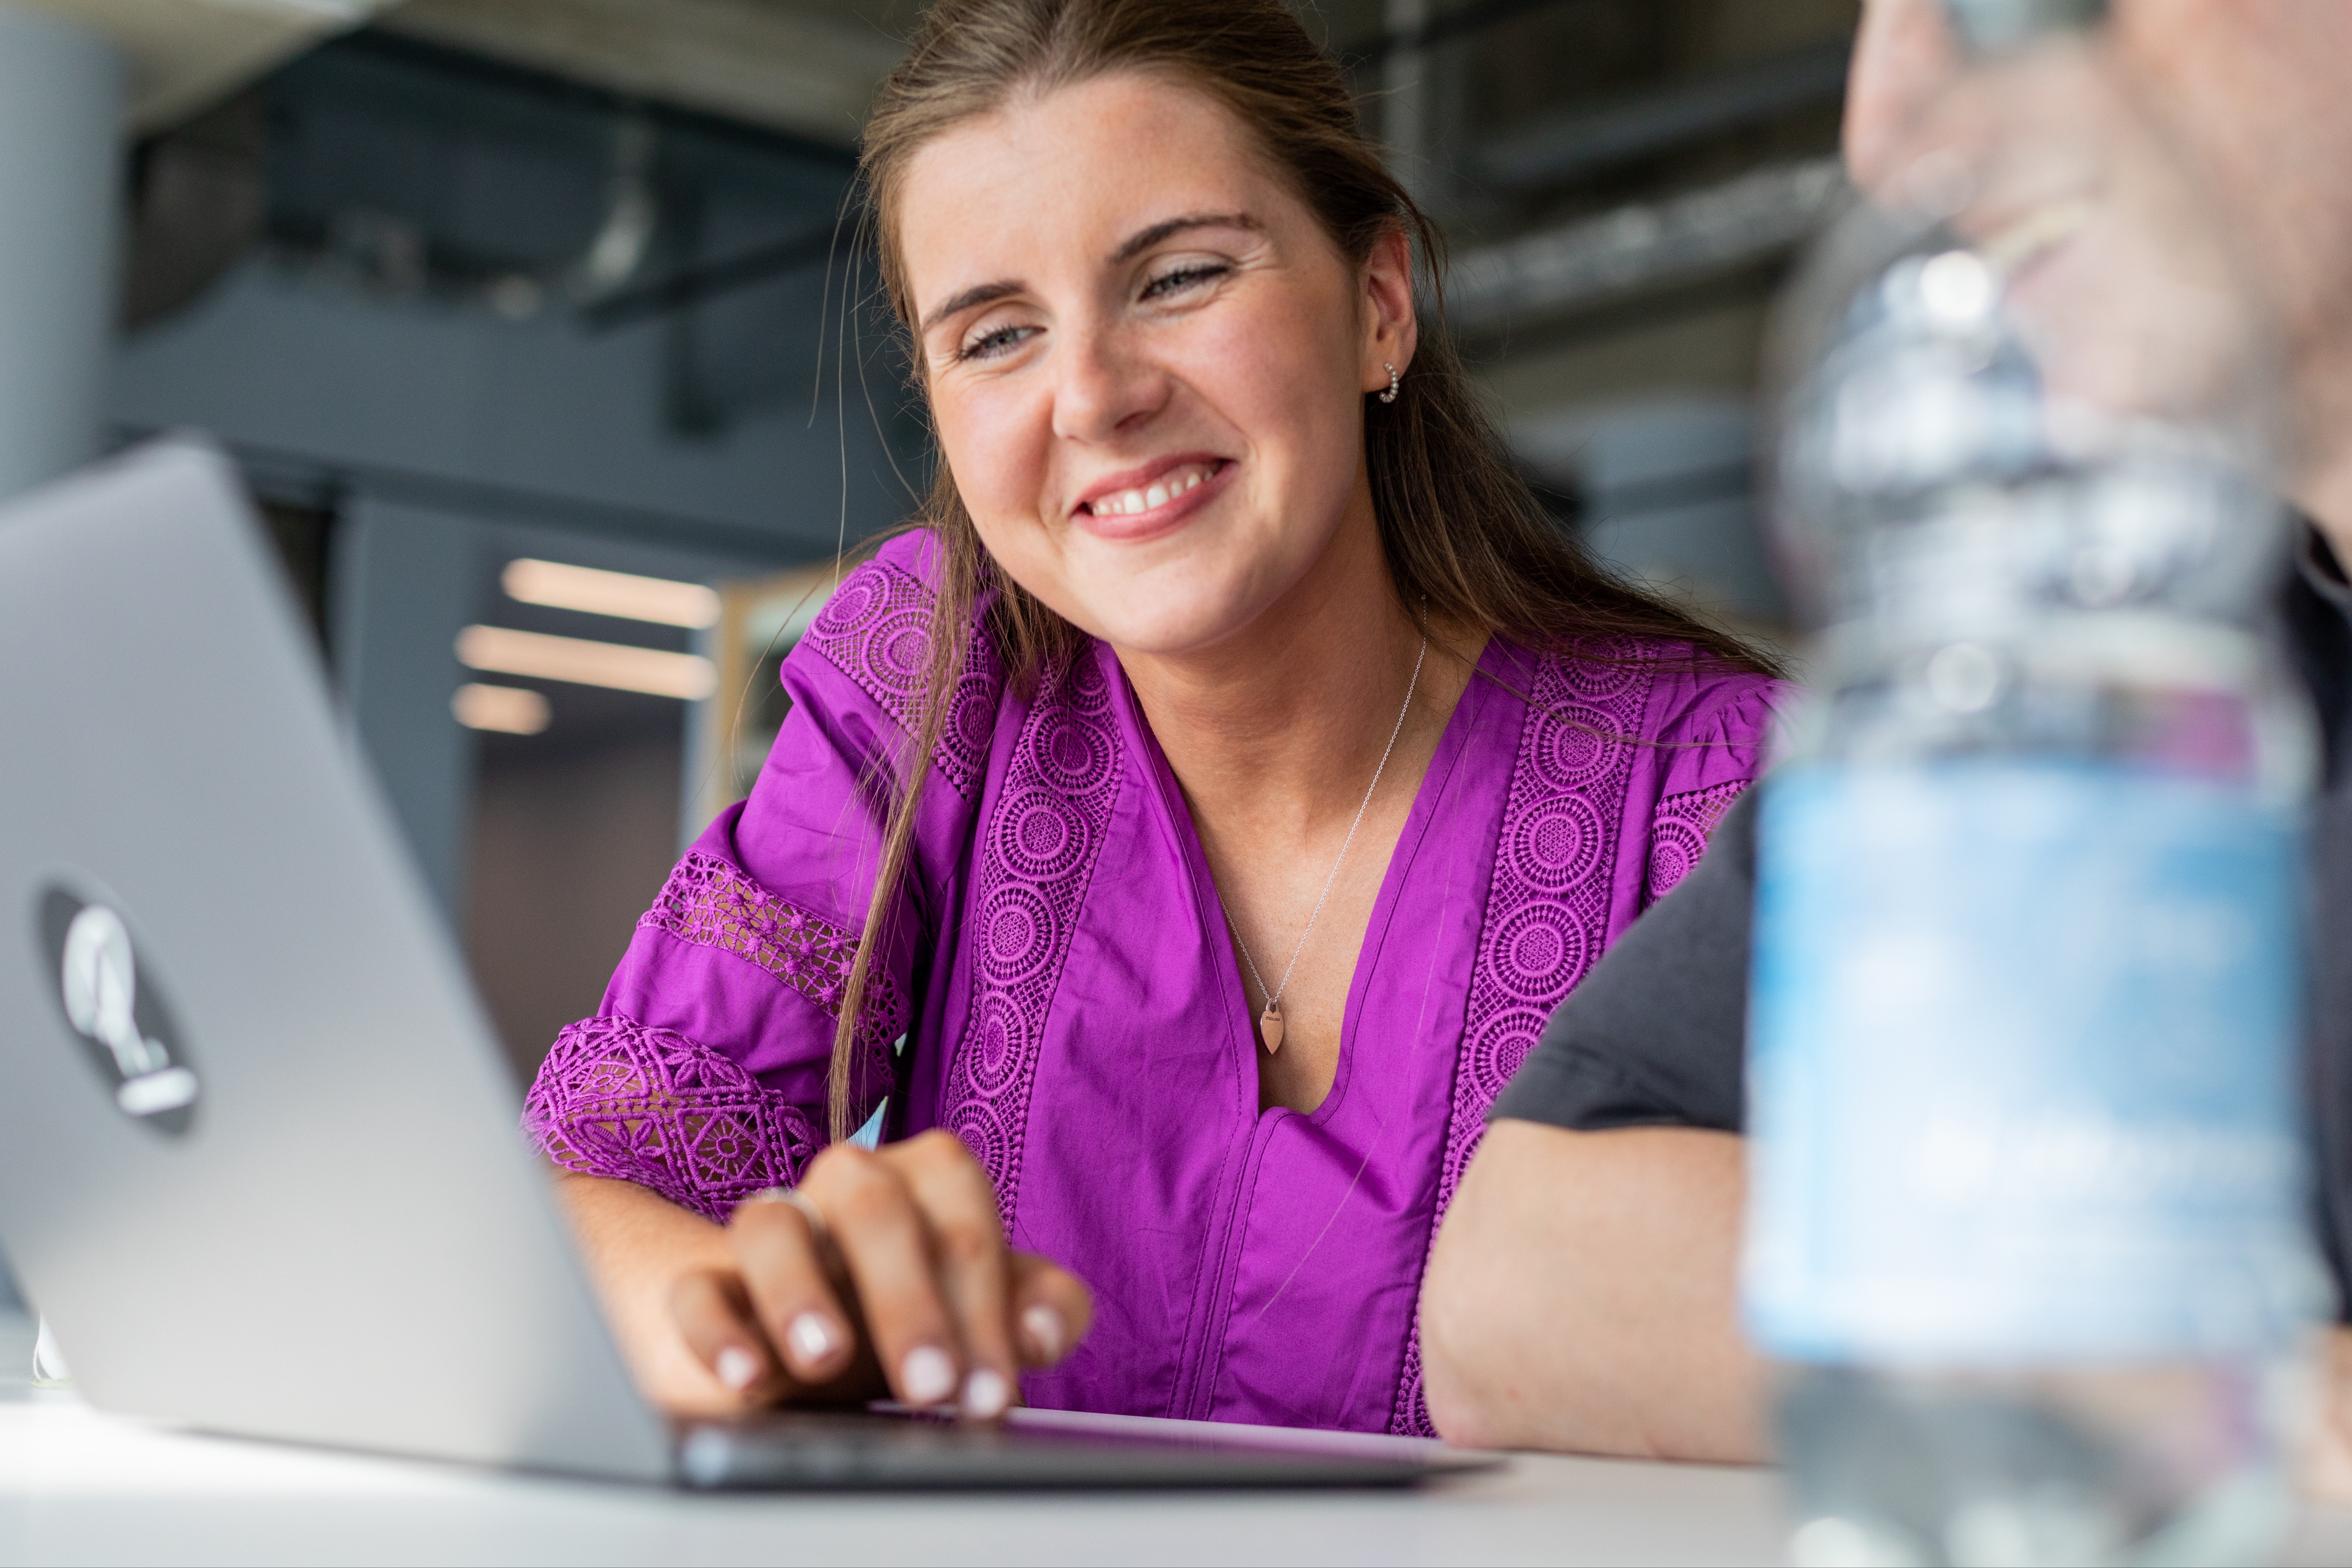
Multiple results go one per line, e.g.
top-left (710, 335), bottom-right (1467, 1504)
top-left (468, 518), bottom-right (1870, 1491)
top-left (1089, 464), bottom-right (1216, 516)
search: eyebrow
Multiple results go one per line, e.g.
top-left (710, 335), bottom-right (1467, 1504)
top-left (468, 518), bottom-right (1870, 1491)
top-left (915, 211), bottom-right (1262, 337)
top-left (1112, 210), bottom-right (1260, 262)
top-left (919, 280), bottom-right (1023, 337)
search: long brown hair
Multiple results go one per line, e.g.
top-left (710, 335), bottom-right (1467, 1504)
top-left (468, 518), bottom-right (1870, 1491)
top-left (821, 0), bottom-right (1778, 1142)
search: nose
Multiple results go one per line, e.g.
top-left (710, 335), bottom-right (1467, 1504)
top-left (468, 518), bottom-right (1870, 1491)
top-left (1050, 319), bottom-right (1169, 445)
top-left (1843, 0), bottom-right (1963, 195)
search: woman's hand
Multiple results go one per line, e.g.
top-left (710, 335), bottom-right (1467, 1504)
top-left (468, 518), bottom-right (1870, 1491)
top-left (664, 1130), bottom-right (1092, 1418)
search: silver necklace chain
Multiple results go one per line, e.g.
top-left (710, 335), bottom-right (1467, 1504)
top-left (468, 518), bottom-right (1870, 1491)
top-left (1226, 633), bottom-right (1428, 1020)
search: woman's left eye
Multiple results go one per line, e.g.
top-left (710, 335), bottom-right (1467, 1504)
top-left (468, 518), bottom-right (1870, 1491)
top-left (1141, 263), bottom-right (1229, 301)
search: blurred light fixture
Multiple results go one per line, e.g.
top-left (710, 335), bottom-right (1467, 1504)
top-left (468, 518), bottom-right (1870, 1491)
top-left (502, 558), bottom-right (721, 628)
top-left (452, 683), bottom-right (552, 735)
top-left (456, 626), bottom-right (717, 700)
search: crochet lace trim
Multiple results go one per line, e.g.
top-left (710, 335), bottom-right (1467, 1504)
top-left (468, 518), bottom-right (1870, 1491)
top-left (524, 1014), bottom-right (822, 1223)
top-left (936, 646), bottom-right (1125, 1230)
top-left (1644, 779), bottom-right (1750, 905)
top-left (800, 553), bottom-right (1004, 803)
top-left (641, 849), bottom-right (906, 1082)
top-left (1388, 645), bottom-right (1659, 1436)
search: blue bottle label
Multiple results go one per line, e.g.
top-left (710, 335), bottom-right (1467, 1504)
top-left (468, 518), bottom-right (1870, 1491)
top-left (1744, 761), bottom-right (2325, 1362)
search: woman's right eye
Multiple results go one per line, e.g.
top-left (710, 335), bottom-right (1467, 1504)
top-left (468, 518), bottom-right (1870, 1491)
top-left (959, 323), bottom-right (1037, 362)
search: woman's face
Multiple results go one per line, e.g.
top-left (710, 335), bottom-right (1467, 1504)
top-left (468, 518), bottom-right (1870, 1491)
top-left (1845, 0), bottom-right (2352, 445)
top-left (896, 71), bottom-right (1415, 657)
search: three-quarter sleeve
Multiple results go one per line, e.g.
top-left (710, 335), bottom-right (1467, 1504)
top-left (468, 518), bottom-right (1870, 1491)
top-left (1641, 676), bottom-right (1782, 907)
top-left (522, 539), bottom-right (998, 1221)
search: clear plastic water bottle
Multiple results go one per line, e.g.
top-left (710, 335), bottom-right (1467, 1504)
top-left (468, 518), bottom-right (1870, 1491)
top-left (1746, 4), bottom-right (2331, 1563)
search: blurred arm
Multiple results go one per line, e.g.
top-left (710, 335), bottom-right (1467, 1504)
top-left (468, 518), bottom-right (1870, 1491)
top-left (1420, 1121), bottom-right (1768, 1461)
top-left (1422, 793), bottom-right (1768, 1459)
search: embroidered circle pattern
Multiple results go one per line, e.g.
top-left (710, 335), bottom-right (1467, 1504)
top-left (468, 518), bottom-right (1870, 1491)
top-left (1647, 818), bottom-right (1708, 904)
top-left (1510, 795), bottom-right (1605, 893)
top-left (995, 790), bottom-right (1089, 880)
top-left (1646, 779), bottom-right (1750, 905)
top-left (950, 1099), bottom-right (1017, 1188)
top-left (1386, 648), bottom-right (1658, 1438)
top-left (941, 648), bottom-right (1125, 1229)
top-left (1032, 711), bottom-right (1112, 792)
top-left (873, 612), bottom-right (932, 695)
top-left (1531, 701), bottom-right (1622, 791)
top-left (1461, 1007), bottom-right (1552, 1107)
top-left (965, 993), bottom-right (1028, 1095)
top-left (812, 571), bottom-right (887, 640)
top-left (802, 556), bottom-right (1005, 803)
top-left (1487, 902), bottom-right (1591, 1005)
top-left (952, 680), bottom-right (999, 762)
top-left (979, 883), bottom-right (1058, 984)
top-left (1556, 636), bottom-right (1645, 698)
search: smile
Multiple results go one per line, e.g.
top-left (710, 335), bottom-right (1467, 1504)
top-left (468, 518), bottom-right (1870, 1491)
top-left (1098, 468), bottom-right (1204, 516)
top-left (1082, 462), bottom-right (1218, 517)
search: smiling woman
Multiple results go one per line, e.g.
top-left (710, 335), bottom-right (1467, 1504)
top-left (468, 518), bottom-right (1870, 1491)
top-left (523, 0), bottom-right (1786, 1438)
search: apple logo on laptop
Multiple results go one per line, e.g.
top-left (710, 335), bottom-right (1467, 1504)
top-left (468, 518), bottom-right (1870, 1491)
top-left (37, 887), bottom-right (199, 1134)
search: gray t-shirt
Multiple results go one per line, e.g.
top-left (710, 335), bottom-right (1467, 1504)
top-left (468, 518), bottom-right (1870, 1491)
top-left (1492, 529), bottom-right (2352, 1303)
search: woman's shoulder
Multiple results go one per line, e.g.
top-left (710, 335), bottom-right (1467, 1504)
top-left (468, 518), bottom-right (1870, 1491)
top-left (1510, 635), bottom-right (1787, 808)
top-left (777, 529), bottom-right (1007, 800)
top-left (1643, 644), bottom-right (1787, 750)
top-left (789, 529), bottom-right (1001, 695)
top-left (802, 530), bottom-right (960, 647)
top-left (1515, 635), bottom-right (1787, 743)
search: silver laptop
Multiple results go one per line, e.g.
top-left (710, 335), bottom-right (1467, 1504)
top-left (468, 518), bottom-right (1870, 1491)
top-left (0, 439), bottom-right (1496, 1490)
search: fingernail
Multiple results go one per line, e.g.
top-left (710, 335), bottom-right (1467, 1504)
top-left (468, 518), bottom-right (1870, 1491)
top-left (786, 1312), bottom-right (837, 1368)
top-left (901, 1345), bottom-right (957, 1406)
top-left (1021, 1303), bottom-right (1066, 1362)
top-left (963, 1367), bottom-right (1012, 1420)
top-left (715, 1346), bottom-right (761, 1392)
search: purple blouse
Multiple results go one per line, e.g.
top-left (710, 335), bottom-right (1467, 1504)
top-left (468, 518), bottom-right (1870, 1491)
top-left (525, 533), bottom-right (1779, 1436)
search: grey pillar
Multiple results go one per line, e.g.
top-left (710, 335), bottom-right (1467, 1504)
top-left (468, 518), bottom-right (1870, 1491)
top-left (331, 497), bottom-right (482, 923)
top-left (0, 3), bottom-right (121, 501)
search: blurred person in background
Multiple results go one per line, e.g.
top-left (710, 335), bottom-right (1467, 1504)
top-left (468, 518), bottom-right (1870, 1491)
top-left (1419, 0), bottom-right (2352, 1477)
top-left (524, 0), bottom-right (1782, 1434)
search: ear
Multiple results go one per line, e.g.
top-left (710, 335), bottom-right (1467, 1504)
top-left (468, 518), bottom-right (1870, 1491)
top-left (1360, 223), bottom-right (1420, 395)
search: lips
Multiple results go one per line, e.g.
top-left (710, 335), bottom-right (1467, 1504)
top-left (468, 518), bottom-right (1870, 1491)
top-left (1080, 460), bottom-right (1220, 518)
top-left (1073, 452), bottom-right (1233, 519)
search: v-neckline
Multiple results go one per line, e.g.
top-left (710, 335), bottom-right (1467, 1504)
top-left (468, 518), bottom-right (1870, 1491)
top-left (1109, 637), bottom-right (1501, 1127)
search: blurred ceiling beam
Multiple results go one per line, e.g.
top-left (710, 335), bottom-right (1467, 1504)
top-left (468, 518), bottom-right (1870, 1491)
top-left (374, 0), bottom-right (908, 148)
top-left (581, 220), bottom-right (838, 334)
top-left (1339, 0), bottom-right (1603, 69)
top-left (1447, 155), bottom-right (1846, 335)
top-left (1476, 38), bottom-right (1852, 190)
top-left (9, 0), bottom-right (393, 133)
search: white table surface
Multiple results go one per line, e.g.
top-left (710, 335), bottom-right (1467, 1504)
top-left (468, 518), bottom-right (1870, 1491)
top-left (5, 1312), bottom-right (2350, 1568)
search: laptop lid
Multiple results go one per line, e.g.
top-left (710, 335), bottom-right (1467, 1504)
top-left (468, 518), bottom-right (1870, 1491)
top-left (0, 440), bottom-right (672, 1481)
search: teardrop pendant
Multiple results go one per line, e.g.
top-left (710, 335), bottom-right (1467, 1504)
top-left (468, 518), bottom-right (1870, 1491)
top-left (1259, 1001), bottom-right (1285, 1054)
